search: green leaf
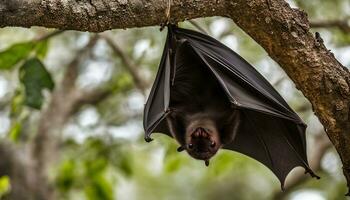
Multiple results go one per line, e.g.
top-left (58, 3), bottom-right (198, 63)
top-left (0, 42), bottom-right (34, 70)
top-left (0, 176), bottom-right (11, 198)
top-left (8, 122), bottom-right (22, 142)
top-left (35, 41), bottom-right (49, 59)
top-left (19, 58), bottom-right (54, 109)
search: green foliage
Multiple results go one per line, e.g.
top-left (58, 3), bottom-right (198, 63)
top-left (35, 40), bottom-right (50, 59)
top-left (19, 58), bottom-right (54, 109)
top-left (56, 138), bottom-right (118, 200)
top-left (84, 175), bottom-right (114, 200)
top-left (56, 159), bottom-right (77, 193)
top-left (10, 90), bottom-right (24, 117)
top-left (8, 121), bottom-right (22, 142)
top-left (0, 176), bottom-right (11, 198)
top-left (110, 72), bottom-right (134, 93)
top-left (0, 38), bottom-right (50, 71)
top-left (0, 42), bottom-right (34, 70)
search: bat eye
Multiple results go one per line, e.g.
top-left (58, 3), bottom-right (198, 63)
top-left (188, 143), bottom-right (194, 149)
top-left (210, 142), bottom-right (216, 148)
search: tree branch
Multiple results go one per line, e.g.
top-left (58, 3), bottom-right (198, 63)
top-left (102, 34), bottom-right (149, 94)
top-left (29, 36), bottom-right (99, 200)
top-left (189, 20), bottom-right (209, 34)
top-left (0, 0), bottom-right (226, 32)
top-left (310, 18), bottom-right (350, 33)
top-left (34, 30), bottom-right (65, 42)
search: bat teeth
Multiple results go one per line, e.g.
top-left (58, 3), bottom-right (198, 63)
top-left (192, 128), bottom-right (210, 139)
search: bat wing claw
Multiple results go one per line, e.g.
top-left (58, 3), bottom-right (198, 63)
top-left (144, 136), bottom-right (153, 143)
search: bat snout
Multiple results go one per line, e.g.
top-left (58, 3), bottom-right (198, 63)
top-left (187, 129), bottom-right (219, 160)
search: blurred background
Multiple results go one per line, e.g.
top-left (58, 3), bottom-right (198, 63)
top-left (0, 0), bottom-right (349, 199)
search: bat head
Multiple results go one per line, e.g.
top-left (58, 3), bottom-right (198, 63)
top-left (185, 118), bottom-right (221, 161)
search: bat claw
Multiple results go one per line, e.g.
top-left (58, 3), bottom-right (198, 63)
top-left (177, 146), bottom-right (185, 152)
top-left (305, 169), bottom-right (320, 179)
top-left (144, 136), bottom-right (153, 143)
top-left (205, 160), bottom-right (210, 166)
top-left (280, 184), bottom-right (285, 191)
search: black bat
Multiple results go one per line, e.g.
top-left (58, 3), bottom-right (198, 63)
top-left (143, 25), bottom-right (319, 189)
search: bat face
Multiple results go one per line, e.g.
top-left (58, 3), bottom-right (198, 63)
top-left (184, 118), bottom-right (221, 161)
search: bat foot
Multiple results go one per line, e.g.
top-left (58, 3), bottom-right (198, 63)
top-left (205, 160), bottom-right (210, 167)
top-left (144, 136), bottom-right (153, 143)
top-left (177, 146), bottom-right (185, 152)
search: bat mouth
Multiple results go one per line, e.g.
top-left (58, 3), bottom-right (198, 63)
top-left (190, 127), bottom-right (211, 139)
top-left (188, 127), bottom-right (217, 160)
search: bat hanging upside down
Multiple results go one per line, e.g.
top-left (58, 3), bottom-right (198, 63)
top-left (165, 45), bottom-right (241, 166)
top-left (144, 26), bottom-right (318, 188)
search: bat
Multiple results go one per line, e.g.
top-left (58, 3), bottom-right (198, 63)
top-left (143, 25), bottom-right (319, 189)
top-left (164, 44), bottom-right (241, 165)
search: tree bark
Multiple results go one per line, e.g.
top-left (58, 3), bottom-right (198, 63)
top-left (1, 0), bottom-right (349, 195)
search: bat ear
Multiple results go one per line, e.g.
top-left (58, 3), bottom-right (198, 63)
top-left (177, 146), bottom-right (185, 152)
top-left (205, 160), bottom-right (210, 167)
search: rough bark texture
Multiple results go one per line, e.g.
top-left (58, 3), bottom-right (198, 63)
top-left (1, 0), bottom-right (349, 195)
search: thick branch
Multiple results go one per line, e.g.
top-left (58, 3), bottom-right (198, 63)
top-left (32, 35), bottom-right (99, 170)
top-left (0, 0), bottom-right (226, 32)
top-left (29, 36), bottom-right (99, 200)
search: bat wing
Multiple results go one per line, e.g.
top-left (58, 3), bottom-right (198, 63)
top-left (143, 26), bottom-right (318, 188)
top-left (143, 30), bottom-right (172, 141)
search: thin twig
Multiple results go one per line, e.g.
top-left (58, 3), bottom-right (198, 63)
top-left (101, 35), bottom-right (149, 95)
top-left (189, 20), bottom-right (209, 34)
top-left (61, 34), bottom-right (99, 90)
top-left (310, 18), bottom-right (350, 33)
top-left (35, 30), bottom-right (65, 42)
